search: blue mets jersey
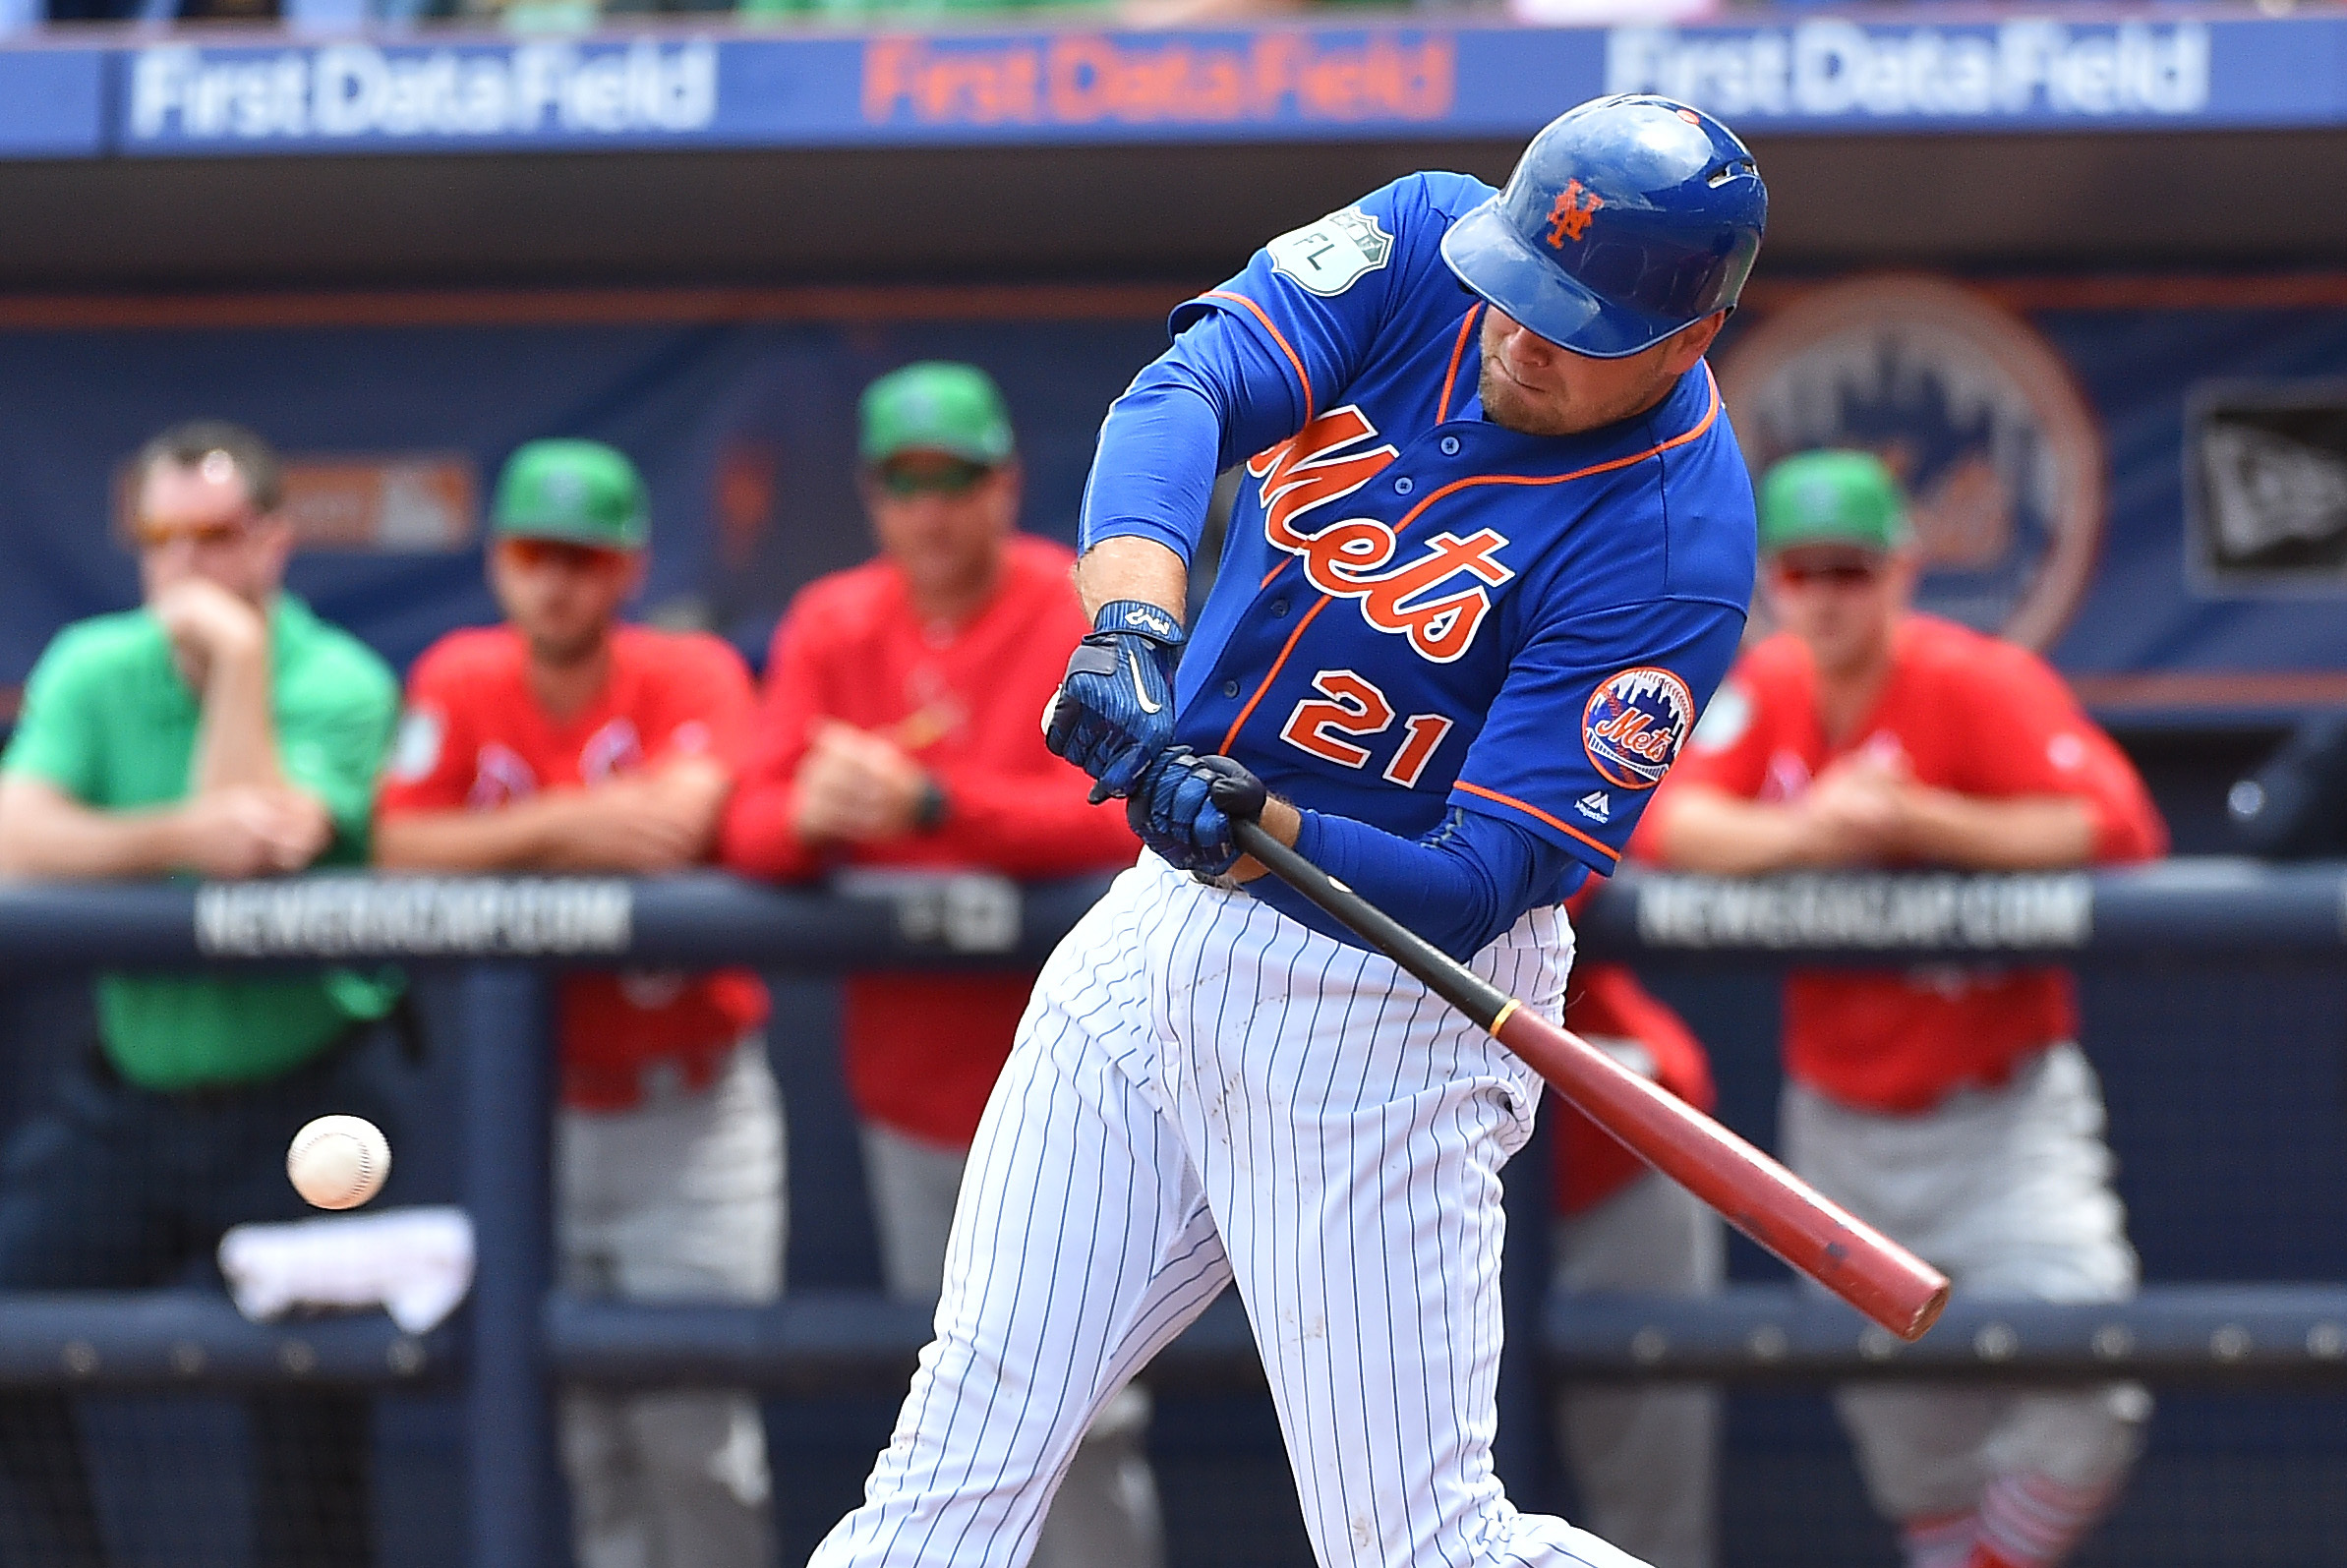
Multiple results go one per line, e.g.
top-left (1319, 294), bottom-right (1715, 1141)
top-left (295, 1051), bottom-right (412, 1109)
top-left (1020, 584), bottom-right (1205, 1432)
top-left (1085, 171), bottom-right (1758, 884)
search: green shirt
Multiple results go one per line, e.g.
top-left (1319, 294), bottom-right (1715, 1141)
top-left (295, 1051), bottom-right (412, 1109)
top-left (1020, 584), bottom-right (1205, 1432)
top-left (3, 596), bottom-right (402, 1090)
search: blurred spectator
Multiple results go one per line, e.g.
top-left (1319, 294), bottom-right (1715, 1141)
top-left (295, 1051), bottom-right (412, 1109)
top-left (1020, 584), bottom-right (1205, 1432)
top-left (0, 420), bottom-right (402, 1568)
top-left (2225, 711), bottom-right (2347, 858)
top-left (722, 362), bottom-right (1147, 1568)
top-left (373, 439), bottom-right (782, 1568)
top-left (1552, 956), bottom-right (1722, 1568)
top-left (1636, 450), bottom-right (2168, 1568)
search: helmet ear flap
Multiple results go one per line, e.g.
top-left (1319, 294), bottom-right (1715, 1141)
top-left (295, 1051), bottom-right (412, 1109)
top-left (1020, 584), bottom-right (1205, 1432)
top-left (1708, 157), bottom-right (1759, 190)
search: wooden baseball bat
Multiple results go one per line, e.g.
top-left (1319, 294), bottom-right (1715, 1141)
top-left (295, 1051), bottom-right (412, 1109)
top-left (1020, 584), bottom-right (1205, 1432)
top-left (1229, 819), bottom-right (1951, 1342)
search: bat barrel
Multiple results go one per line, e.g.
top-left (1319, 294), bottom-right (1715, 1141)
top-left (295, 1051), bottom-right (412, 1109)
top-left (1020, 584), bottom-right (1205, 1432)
top-left (1496, 1005), bottom-right (1949, 1341)
top-left (1229, 818), bottom-right (1952, 1343)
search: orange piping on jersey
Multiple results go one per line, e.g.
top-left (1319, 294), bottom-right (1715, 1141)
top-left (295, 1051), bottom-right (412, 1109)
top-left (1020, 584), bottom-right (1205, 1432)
top-left (1453, 781), bottom-right (1621, 863)
top-left (1218, 598), bottom-right (1334, 755)
top-left (1202, 290), bottom-right (1316, 423)
top-left (1436, 306), bottom-right (1482, 425)
top-left (1391, 365), bottom-right (1721, 537)
top-left (1218, 365), bottom-right (1723, 757)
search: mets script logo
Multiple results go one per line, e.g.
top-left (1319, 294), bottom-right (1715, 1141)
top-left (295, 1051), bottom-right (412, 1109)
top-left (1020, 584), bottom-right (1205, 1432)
top-left (1719, 275), bottom-right (2103, 651)
top-left (1247, 407), bottom-right (1513, 664)
top-left (1546, 180), bottom-right (1604, 248)
top-left (1582, 668), bottom-right (1695, 789)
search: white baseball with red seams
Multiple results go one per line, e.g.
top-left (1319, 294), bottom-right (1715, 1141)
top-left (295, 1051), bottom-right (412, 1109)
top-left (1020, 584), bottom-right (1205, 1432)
top-left (287, 1114), bottom-right (392, 1210)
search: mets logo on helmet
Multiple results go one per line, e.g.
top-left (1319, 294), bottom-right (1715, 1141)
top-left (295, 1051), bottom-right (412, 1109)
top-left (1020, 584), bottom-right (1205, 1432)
top-left (1582, 667), bottom-right (1696, 789)
top-left (1546, 179), bottom-right (1604, 248)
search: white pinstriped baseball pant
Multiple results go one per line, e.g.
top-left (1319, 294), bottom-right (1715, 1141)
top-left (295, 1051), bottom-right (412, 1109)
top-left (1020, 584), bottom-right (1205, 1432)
top-left (809, 854), bottom-right (1650, 1568)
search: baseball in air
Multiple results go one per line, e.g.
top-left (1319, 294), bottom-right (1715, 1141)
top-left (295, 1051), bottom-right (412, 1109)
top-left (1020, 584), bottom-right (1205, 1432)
top-left (287, 1115), bottom-right (391, 1210)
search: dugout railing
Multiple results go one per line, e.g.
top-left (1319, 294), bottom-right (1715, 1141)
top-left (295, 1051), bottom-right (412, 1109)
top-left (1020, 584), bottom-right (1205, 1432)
top-left (0, 860), bottom-right (2341, 1566)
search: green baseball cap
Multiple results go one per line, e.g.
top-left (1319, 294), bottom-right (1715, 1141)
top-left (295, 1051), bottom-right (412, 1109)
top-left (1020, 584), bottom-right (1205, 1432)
top-left (1757, 449), bottom-right (1912, 556)
top-left (492, 438), bottom-right (648, 551)
top-left (859, 362), bottom-right (1015, 468)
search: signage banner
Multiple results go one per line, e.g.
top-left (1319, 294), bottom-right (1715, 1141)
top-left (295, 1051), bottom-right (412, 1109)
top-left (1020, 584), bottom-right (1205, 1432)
top-left (1604, 17), bottom-right (2296, 129)
top-left (81, 15), bottom-right (2347, 156)
top-left (0, 47), bottom-right (105, 158)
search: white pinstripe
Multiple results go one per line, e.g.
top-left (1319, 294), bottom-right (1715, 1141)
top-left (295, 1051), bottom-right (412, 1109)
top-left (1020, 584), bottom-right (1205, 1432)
top-left (810, 855), bottom-right (1651, 1568)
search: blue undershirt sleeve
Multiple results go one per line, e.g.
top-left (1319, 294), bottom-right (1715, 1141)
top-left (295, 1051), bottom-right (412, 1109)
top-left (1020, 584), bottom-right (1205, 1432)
top-left (1077, 310), bottom-right (1317, 565)
top-left (1246, 804), bottom-right (1583, 962)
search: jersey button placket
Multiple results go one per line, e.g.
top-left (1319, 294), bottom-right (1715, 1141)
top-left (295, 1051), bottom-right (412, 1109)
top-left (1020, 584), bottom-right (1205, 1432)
top-left (1440, 436), bottom-right (1462, 456)
top-left (1222, 680), bottom-right (1240, 698)
top-left (1392, 476), bottom-right (1415, 495)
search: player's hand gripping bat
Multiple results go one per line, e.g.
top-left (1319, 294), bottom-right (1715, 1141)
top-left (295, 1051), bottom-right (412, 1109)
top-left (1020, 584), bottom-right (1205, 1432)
top-left (1228, 817), bottom-right (1951, 1342)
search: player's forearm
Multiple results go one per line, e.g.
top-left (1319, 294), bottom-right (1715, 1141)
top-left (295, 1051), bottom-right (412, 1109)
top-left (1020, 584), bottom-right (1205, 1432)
top-left (1078, 364), bottom-right (1220, 568)
top-left (0, 782), bottom-right (191, 879)
top-left (1241, 803), bottom-right (1566, 961)
top-left (919, 771), bottom-right (1141, 877)
top-left (189, 638), bottom-right (290, 794)
top-left (717, 783), bottom-right (826, 882)
top-left (1896, 789), bottom-right (2099, 869)
top-left (1076, 312), bottom-right (1300, 571)
top-left (646, 757), bottom-right (732, 853)
top-left (1642, 790), bottom-right (1822, 875)
top-left (373, 798), bottom-right (577, 871)
top-left (1073, 538), bottom-right (1191, 624)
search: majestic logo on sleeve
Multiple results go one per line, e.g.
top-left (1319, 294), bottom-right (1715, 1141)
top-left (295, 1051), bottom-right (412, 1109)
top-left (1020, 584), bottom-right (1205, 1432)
top-left (1545, 180), bottom-right (1605, 248)
top-left (1582, 668), bottom-right (1696, 789)
top-left (1248, 407), bottom-right (1514, 664)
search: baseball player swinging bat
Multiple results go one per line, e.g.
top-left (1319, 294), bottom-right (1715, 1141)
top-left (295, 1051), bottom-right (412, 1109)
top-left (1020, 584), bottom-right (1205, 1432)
top-left (1228, 815), bottom-right (1951, 1342)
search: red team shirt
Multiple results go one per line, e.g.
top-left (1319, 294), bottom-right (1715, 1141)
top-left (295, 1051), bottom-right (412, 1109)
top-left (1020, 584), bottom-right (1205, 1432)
top-left (723, 535), bottom-right (1139, 1147)
top-left (377, 625), bottom-right (771, 1112)
top-left (1649, 614), bottom-right (2166, 1115)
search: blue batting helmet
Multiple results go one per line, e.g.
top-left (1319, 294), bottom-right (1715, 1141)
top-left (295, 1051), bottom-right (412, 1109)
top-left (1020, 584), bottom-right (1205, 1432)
top-left (1441, 94), bottom-right (1767, 360)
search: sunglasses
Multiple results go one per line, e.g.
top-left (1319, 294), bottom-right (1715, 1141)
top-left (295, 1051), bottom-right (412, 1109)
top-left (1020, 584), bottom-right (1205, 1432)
top-left (1773, 559), bottom-right (1884, 588)
top-left (872, 459), bottom-right (993, 498)
top-left (499, 537), bottom-right (633, 573)
top-left (134, 516), bottom-right (251, 551)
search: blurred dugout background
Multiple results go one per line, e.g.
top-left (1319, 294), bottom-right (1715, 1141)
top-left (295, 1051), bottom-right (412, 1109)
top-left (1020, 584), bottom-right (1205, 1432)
top-left (1, 2), bottom-right (2346, 1566)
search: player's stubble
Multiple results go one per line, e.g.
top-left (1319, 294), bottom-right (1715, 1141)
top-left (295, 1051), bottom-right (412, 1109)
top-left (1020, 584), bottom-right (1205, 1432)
top-left (1477, 306), bottom-right (1726, 437)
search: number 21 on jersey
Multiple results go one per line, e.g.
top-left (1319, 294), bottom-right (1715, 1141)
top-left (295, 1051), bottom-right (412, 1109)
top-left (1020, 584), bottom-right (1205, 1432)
top-left (1281, 668), bottom-right (1453, 788)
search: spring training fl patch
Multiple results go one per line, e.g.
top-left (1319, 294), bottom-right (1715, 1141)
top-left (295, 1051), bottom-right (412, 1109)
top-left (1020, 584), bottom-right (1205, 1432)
top-left (1267, 207), bottom-right (1395, 297)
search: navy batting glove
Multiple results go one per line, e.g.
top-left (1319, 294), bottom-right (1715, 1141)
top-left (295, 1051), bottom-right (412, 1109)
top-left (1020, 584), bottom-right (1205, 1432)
top-left (1042, 600), bottom-right (1184, 802)
top-left (1128, 749), bottom-right (1265, 876)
